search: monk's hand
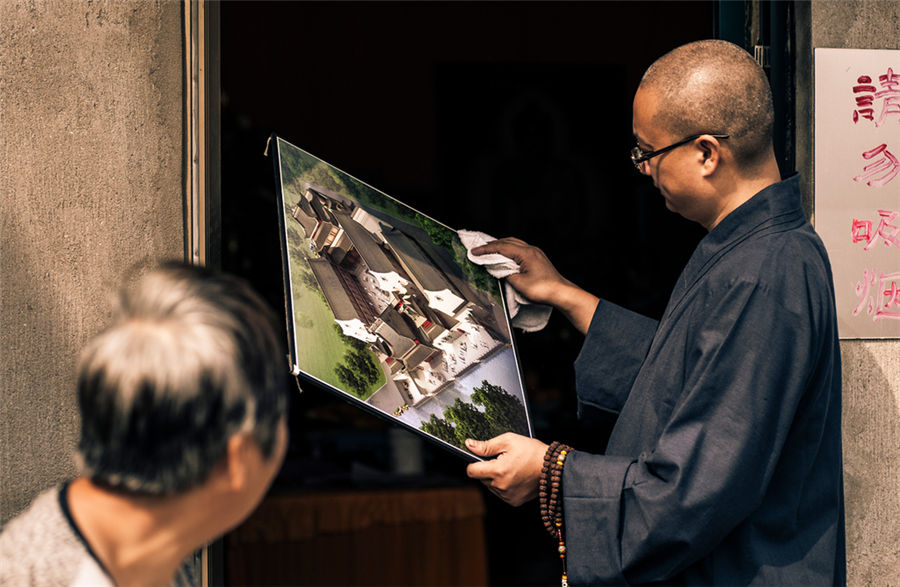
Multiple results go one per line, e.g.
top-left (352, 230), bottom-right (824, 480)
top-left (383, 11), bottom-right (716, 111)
top-left (470, 238), bottom-right (570, 307)
top-left (465, 433), bottom-right (549, 507)
top-left (470, 237), bottom-right (599, 334)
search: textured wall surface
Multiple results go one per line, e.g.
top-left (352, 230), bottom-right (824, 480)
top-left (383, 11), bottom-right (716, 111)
top-left (0, 0), bottom-right (184, 522)
top-left (806, 2), bottom-right (900, 585)
top-left (841, 342), bottom-right (900, 586)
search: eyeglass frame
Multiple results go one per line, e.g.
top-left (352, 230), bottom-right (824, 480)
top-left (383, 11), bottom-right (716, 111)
top-left (631, 133), bottom-right (729, 170)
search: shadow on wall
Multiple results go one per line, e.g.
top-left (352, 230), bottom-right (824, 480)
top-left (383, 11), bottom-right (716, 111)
top-left (840, 340), bottom-right (900, 586)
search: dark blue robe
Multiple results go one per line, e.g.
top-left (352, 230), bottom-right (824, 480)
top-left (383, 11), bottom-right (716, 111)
top-left (564, 174), bottom-right (846, 585)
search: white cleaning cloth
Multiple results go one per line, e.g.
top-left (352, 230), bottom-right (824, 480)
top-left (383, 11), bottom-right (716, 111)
top-left (458, 230), bottom-right (553, 332)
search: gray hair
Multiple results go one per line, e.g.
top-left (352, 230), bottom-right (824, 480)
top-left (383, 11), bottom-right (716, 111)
top-left (639, 39), bottom-right (774, 167)
top-left (76, 262), bottom-right (288, 495)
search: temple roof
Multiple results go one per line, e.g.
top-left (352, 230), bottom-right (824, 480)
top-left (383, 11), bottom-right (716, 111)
top-left (381, 227), bottom-right (455, 294)
top-left (332, 211), bottom-right (395, 273)
top-left (306, 257), bottom-right (361, 321)
top-left (372, 305), bottom-right (417, 358)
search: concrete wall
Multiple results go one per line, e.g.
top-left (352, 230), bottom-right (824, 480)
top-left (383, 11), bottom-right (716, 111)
top-left (797, 2), bottom-right (900, 585)
top-left (0, 0), bottom-right (185, 522)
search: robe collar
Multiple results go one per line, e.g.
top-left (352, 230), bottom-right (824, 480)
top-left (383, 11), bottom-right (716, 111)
top-left (665, 173), bottom-right (806, 318)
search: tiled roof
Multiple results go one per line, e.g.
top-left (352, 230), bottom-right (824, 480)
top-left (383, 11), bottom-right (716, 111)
top-left (332, 211), bottom-right (395, 273)
top-left (306, 257), bottom-right (360, 321)
top-left (382, 227), bottom-right (455, 294)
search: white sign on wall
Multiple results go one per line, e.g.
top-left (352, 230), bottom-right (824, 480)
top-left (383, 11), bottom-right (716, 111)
top-left (815, 48), bottom-right (900, 339)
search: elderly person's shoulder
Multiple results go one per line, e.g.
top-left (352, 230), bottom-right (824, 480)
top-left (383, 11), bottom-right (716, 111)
top-left (1, 483), bottom-right (197, 586)
top-left (0, 484), bottom-right (113, 586)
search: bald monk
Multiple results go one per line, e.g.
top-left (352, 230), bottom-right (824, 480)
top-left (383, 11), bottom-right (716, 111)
top-left (465, 40), bottom-right (845, 585)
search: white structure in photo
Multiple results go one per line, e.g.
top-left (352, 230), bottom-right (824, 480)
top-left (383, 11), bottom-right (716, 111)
top-left (290, 185), bottom-right (507, 406)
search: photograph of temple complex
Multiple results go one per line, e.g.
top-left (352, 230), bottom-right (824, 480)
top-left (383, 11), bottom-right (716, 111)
top-left (274, 137), bottom-right (531, 454)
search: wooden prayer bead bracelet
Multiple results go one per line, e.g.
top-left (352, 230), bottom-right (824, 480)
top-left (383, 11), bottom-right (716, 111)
top-left (539, 440), bottom-right (573, 587)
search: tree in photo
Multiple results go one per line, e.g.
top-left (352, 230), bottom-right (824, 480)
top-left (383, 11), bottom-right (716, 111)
top-left (420, 414), bottom-right (460, 448)
top-left (419, 216), bottom-right (454, 249)
top-left (471, 380), bottom-right (529, 436)
top-left (420, 383), bottom-right (529, 450)
top-left (445, 398), bottom-right (493, 443)
top-left (330, 324), bottom-right (384, 396)
top-left (280, 143), bottom-right (317, 184)
top-left (334, 364), bottom-right (367, 398)
top-left (345, 346), bottom-right (380, 387)
top-left (332, 323), bottom-right (368, 350)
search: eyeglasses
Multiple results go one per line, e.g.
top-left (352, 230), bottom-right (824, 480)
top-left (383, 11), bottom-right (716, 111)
top-left (631, 133), bottom-right (729, 170)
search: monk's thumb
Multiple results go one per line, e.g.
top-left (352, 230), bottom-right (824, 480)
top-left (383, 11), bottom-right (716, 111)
top-left (466, 437), bottom-right (500, 457)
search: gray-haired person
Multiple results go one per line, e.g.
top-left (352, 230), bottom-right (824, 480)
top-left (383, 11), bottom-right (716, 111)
top-left (0, 263), bottom-right (289, 586)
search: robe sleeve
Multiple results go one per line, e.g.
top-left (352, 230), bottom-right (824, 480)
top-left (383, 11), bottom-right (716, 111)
top-left (573, 299), bottom-right (658, 416)
top-left (563, 278), bottom-right (822, 584)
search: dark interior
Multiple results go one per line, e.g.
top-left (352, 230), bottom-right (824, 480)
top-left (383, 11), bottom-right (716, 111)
top-left (220, 2), bottom-right (713, 584)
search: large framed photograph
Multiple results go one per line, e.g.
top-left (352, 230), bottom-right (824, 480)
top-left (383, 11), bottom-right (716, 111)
top-left (271, 135), bottom-right (533, 461)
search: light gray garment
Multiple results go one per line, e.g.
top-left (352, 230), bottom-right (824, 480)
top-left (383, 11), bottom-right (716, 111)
top-left (0, 485), bottom-right (195, 586)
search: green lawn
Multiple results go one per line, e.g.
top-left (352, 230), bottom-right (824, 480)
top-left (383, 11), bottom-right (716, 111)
top-left (283, 205), bottom-right (385, 400)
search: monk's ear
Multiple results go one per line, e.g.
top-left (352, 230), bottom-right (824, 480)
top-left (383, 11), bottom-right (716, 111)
top-left (697, 135), bottom-right (722, 177)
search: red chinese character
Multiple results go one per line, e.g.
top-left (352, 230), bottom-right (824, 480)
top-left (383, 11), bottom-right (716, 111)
top-left (851, 218), bottom-right (872, 244)
top-left (876, 67), bottom-right (900, 127)
top-left (852, 210), bottom-right (900, 250)
top-left (852, 74), bottom-right (876, 123)
top-left (853, 144), bottom-right (899, 187)
top-left (853, 269), bottom-right (900, 321)
top-left (882, 278), bottom-right (900, 314)
top-left (871, 210), bottom-right (900, 249)
top-left (853, 269), bottom-right (878, 317)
